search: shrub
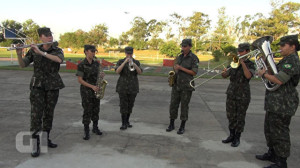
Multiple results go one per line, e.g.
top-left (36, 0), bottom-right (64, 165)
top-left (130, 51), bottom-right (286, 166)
top-left (212, 50), bottom-right (223, 62)
top-left (159, 41), bottom-right (181, 57)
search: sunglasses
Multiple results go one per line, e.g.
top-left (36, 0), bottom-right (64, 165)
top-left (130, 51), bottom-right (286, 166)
top-left (181, 45), bottom-right (188, 48)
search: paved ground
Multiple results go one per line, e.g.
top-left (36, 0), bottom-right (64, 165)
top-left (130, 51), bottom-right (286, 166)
top-left (0, 70), bottom-right (299, 168)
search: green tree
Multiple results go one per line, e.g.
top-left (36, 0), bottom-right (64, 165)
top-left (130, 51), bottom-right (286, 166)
top-left (235, 15), bottom-right (257, 42)
top-left (159, 40), bottom-right (181, 57)
top-left (59, 32), bottom-right (77, 48)
top-left (185, 12), bottom-right (211, 51)
top-left (119, 32), bottom-right (129, 46)
top-left (212, 50), bottom-right (223, 62)
top-left (211, 7), bottom-right (234, 51)
top-left (169, 13), bottom-right (187, 42)
top-left (148, 38), bottom-right (164, 50)
top-left (22, 19), bottom-right (40, 43)
top-left (74, 29), bottom-right (89, 48)
top-left (250, 1), bottom-right (300, 40)
top-left (88, 24), bottom-right (108, 46)
top-left (108, 37), bottom-right (119, 48)
top-left (164, 24), bottom-right (175, 41)
top-left (126, 17), bottom-right (149, 49)
top-left (148, 21), bottom-right (166, 49)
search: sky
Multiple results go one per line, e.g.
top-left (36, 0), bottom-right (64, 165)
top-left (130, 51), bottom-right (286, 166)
top-left (0, 0), bottom-right (277, 40)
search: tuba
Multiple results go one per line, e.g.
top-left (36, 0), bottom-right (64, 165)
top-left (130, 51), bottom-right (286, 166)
top-left (95, 59), bottom-right (108, 99)
top-left (252, 36), bottom-right (280, 91)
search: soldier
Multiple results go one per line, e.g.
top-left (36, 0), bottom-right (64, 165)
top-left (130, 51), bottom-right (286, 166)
top-left (166, 39), bottom-right (199, 134)
top-left (115, 46), bottom-right (142, 130)
top-left (16, 27), bottom-right (64, 157)
top-left (76, 45), bottom-right (105, 140)
top-left (256, 35), bottom-right (300, 168)
top-left (221, 43), bottom-right (255, 147)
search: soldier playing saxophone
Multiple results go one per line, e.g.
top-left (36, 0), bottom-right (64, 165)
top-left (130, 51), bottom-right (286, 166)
top-left (76, 45), bottom-right (105, 140)
top-left (166, 39), bottom-right (199, 134)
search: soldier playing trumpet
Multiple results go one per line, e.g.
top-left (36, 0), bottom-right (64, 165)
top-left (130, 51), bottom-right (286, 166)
top-left (115, 47), bottom-right (142, 130)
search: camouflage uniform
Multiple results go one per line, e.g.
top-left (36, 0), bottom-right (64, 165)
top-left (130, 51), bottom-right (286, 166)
top-left (115, 58), bottom-right (142, 115)
top-left (22, 44), bottom-right (65, 133)
top-left (76, 58), bottom-right (100, 125)
top-left (264, 52), bottom-right (300, 158)
top-left (225, 60), bottom-right (255, 133)
top-left (169, 51), bottom-right (199, 121)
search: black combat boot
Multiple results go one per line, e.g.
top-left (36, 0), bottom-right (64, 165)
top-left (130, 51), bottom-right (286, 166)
top-left (222, 129), bottom-right (235, 143)
top-left (166, 119), bottom-right (175, 132)
top-left (231, 132), bottom-right (241, 147)
top-left (83, 124), bottom-right (90, 140)
top-left (256, 148), bottom-right (276, 163)
top-left (46, 130), bottom-right (57, 148)
top-left (31, 134), bottom-right (40, 157)
top-left (126, 114), bottom-right (133, 128)
top-left (264, 156), bottom-right (287, 168)
top-left (92, 121), bottom-right (103, 135)
top-left (177, 120), bottom-right (186, 134)
top-left (120, 114), bottom-right (127, 130)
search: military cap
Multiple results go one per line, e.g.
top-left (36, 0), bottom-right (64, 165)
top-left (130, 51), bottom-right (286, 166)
top-left (84, 45), bottom-right (97, 52)
top-left (277, 34), bottom-right (299, 46)
top-left (238, 43), bottom-right (250, 52)
top-left (37, 27), bottom-right (52, 36)
top-left (181, 39), bottom-right (192, 47)
top-left (125, 46), bottom-right (134, 54)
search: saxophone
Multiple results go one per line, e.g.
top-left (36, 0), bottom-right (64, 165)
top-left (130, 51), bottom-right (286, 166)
top-left (95, 59), bottom-right (108, 99)
top-left (168, 54), bottom-right (180, 87)
top-left (168, 71), bottom-right (176, 87)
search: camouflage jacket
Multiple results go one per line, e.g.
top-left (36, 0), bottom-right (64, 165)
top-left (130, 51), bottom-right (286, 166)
top-left (226, 60), bottom-right (255, 100)
top-left (115, 58), bottom-right (142, 93)
top-left (23, 44), bottom-right (64, 91)
top-left (265, 52), bottom-right (300, 116)
top-left (76, 58), bottom-right (99, 86)
top-left (174, 51), bottom-right (199, 91)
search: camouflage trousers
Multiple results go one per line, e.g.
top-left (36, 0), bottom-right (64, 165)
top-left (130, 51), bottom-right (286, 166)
top-left (265, 111), bottom-right (292, 158)
top-left (118, 93), bottom-right (137, 115)
top-left (30, 88), bottom-right (59, 132)
top-left (226, 96), bottom-right (250, 133)
top-left (80, 86), bottom-right (100, 125)
top-left (169, 88), bottom-right (193, 121)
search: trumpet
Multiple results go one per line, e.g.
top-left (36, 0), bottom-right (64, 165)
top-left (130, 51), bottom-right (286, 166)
top-left (7, 41), bottom-right (57, 51)
top-left (129, 58), bottom-right (135, 71)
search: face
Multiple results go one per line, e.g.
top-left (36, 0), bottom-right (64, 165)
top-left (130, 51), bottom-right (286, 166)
top-left (181, 45), bottom-right (191, 53)
top-left (126, 53), bottom-right (133, 58)
top-left (85, 49), bottom-right (96, 59)
top-left (40, 33), bottom-right (53, 43)
top-left (279, 43), bottom-right (295, 57)
top-left (238, 50), bottom-right (248, 56)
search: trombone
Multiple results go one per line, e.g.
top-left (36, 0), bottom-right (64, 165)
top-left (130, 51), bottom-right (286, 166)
top-left (189, 60), bottom-right (231, 89)
top-left (7, 41), bottom-right (56, 51)
top-left (190, 50), bottom-right (260, 89)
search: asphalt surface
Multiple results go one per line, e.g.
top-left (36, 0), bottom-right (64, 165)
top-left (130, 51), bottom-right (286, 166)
top-left (0, 70), bottom-right (299, 168)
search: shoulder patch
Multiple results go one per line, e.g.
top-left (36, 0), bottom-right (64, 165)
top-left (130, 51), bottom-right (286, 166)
top-left (283, 64), bottom-right (292, 69)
